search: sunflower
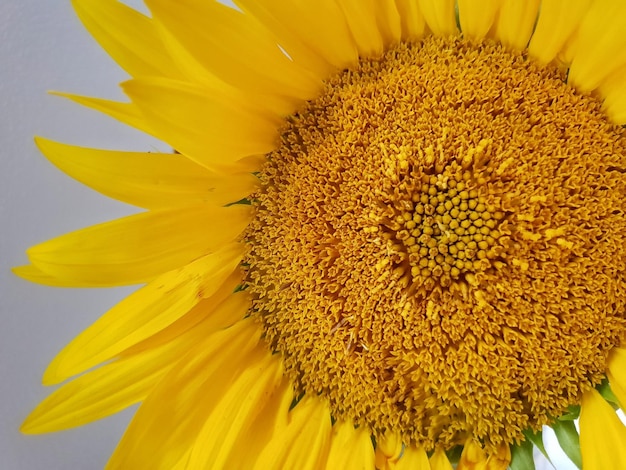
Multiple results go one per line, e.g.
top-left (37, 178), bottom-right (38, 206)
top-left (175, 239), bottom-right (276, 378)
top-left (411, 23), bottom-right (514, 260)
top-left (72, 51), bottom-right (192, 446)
top-left (16, 0), bottom-right (626, 468)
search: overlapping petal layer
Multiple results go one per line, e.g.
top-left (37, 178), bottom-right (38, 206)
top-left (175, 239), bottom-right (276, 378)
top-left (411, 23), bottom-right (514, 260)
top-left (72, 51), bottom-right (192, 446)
top-left (21, 204), bottom-right (251, 286)
top-left (35, 138), bottom-right (259, 209)
top-left (43, 252), bottom-right (245, 384)
top-left (106, 320), bottom-right (261, 469)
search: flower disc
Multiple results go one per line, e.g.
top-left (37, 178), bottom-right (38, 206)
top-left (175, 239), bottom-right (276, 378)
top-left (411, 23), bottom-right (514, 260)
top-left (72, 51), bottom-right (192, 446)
top-left (245, 37), bottom-right (626, 451)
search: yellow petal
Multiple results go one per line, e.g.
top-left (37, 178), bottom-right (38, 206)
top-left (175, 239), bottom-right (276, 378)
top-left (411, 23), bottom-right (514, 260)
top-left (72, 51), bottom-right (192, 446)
top-left (417, 0), bottom-right (458, 37)
top-left (457, 440), bottom-right (510, 470)
top-left (527, 0), bottom-right (592, 64)
top-left (458, 0), bottom-right (501, 41)
top-left (51, 92), bottom-right (154, 136)
top-left (375, 0), bottom-right (402, 45)
top-left (485, 445), bottom-right (511, 470)
top-left (607, 347), bottom-right (626, 408)
top-left (557, 28), bottom-right (583, 65)
top-left (146, 0), bottom-right (321, 102)
top-left (493, 0), bottom-right (541, 51)
top-left (26, 204), bottom-right (251, 287)
top-left (72, 0), bottom-right (181, 78)
top-left (234, 0), bottom-right (359, 70)
top-left (170, 452), bottom-right (192, 470)
top-left (220, 379), bottom-right (294, 469)
top-left (326, 421), bottom-right (375, 470)
top-left (13, 264), bottom-right (95, 287)
top-left (395, 0), bottom-right (427, 40)
top-left (187, 350), bottom-right (283, 468)
top-left (394, 445), bottom-right (430, 469)
top-left (598, 63), bottom-right (626, 125)
top-left (43, 248), bottom-right (246, 384)
top-left (35, 138), bottom-right (259, 210)
top-left (375, 431), bottom-right (403, 469)
top-left (568, 0), bottom-right (626, 92)
top-left (252, 395), bottom-right (332, 470)
top-left (122, 77), bottom-right (278, 172)
top-left (458, 439), bottom-right (487, 470)
top-left (430, 448), bottom-right (454, 470)
top-left (233, 0), bottom-right (335, 78)
top-left (105, 320), bottom-right (261, 470)
top-left (337, 0), bottom-right (385, 58)
top-left (579, 388), bottom-right (626, 470)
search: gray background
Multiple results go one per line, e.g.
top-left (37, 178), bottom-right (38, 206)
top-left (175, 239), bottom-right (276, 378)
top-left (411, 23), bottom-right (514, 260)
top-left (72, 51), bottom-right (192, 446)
top-left (0, 0), bottom-right (575, 468)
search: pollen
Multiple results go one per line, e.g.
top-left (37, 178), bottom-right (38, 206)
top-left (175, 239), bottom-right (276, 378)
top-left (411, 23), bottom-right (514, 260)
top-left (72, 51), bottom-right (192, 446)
top-left (243, 37), bottom-right (626, 452)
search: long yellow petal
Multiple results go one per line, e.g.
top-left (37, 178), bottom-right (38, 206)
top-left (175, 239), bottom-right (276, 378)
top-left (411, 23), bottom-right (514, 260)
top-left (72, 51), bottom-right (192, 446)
top-left (253, 395), bottom-right (332, 470)
top-left (51, 92), bottom-right (154, 136)
top-left (607, 347), bottom-right (626, 408)
top-left (72, 0), bottom-right (181, 78)
top-left (579, 388), bottom-right (626, 470)
top-left (326, 421), bottom-right (375, 470)
top-left (146, 0), bottom-right (321, 102)
top-left (337, 0), bottom-right (385, 58)
top-left (430, 448), bottom-right (454, 470)
top-left (122, 77), bottom-right (278, 172)
top-left (26, 204), bottom-right (251, 287)
top-left (233, 0), bottom-right (359, 70)
top-left (13, 264), bottom-right (95, 287)
top-left (458, 0), bottom-right (501, 41)
top-left (395, 0), bottom-right (427, 41)
top-left (493, 0), bottom-right (541, 50)
top-left (35, 138), bottom-right (258, 210)
top-left (417, 0), bottom-right (458, 36)
top-left (24, 289), bottom-right (248, 433)
top-left (568, 0), bottom-right (626, 92)
top-left (527, 0), bottom-right (592, 64)
top-left (394, 445), bottom-right (430, 469)
top-left (43, 247), bottom-right (246, 384)
top-left (105, 320), bottom-right (261, 470)
top-left (187, 350), bottom-right (283, 468)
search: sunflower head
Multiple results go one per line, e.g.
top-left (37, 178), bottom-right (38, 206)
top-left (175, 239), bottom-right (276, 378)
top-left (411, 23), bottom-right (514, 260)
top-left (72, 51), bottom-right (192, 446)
top-left (17, 1), bottom-right (626, 469)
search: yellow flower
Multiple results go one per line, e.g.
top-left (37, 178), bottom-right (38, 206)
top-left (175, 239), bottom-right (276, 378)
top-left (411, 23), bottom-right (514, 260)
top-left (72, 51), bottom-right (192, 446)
top-left (16, 0), bottom-right (626, 468)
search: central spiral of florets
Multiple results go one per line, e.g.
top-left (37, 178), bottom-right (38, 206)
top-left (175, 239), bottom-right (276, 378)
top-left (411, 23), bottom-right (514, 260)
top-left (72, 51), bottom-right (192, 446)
top-left (244, 37), bottom-right (626, 451)
top-left (388, 159), bottom-right (505, 290)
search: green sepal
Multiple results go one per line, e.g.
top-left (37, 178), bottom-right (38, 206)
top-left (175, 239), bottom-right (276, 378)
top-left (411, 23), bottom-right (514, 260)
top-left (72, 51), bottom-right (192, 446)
top-left (288, 392), bottom-right (305, 411)
top-left (522, 429), bottom-right (551, 463)
top-left (509, 439), bottom-right (535, 470)
top-left (558, 405), bottom-right (581, 421)
top-left (552, 419), bottom-right (582, 469)
top-left (226, 198), bottom-right (252, 206)
top-left (445, 445), bottom-right (463, 465)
